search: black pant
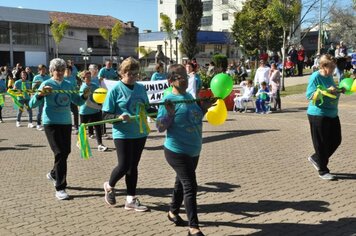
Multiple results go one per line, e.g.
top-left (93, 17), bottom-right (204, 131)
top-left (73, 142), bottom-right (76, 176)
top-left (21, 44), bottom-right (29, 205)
top-left (44, 124), bottom-right (72, 191)
top-left (297, 61), bottom-right (304, 76)
top-left (308, 115), bottom-right (341, 175)
top-left (80, 112), bottom-right (103, 145)
top-left (109, 137), bottom-right (147, 196)
top-left (164, 148), bottom-right (200, 229)
top-left (70, 103), bottom-right (79, 130)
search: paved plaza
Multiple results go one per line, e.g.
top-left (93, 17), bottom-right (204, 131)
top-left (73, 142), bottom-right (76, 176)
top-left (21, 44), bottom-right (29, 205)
top-left (1, 77), bottom-right (356, 235)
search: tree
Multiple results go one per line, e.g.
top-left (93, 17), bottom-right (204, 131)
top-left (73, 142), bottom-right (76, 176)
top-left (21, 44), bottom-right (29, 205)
top-left (160, 13), bottom-right (174, 61)
top-left (99, 22), bottom-right (124, 60)
top-left (136, 46), bottom-right (153, 67)
top-left (180, 0), bottom-right (203, 60)
top-left (50, 19), bottom-right (69, 58)
top-left (266, 0), bottom-right (301, 91)
top-left (231, 0), bottom-right (283, 57)
top-left (329, 5), bottom-right (356, 49)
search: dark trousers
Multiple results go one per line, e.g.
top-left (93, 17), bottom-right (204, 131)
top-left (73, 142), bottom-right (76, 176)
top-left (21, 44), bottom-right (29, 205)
top-left (164, 148), bottom-right (200, 229)
top-left (70, 103), bottom-right (79, 129)
top-left (80, 112), bottom-right (103, 145)
top-left (297, 61), bottom-right (304, 76)
top-left (109, 137), bottom-right (147, 196)
top-left (308, 115), bottom-right (342, 175)
top-left (44, 124), bottom-right (72, 191)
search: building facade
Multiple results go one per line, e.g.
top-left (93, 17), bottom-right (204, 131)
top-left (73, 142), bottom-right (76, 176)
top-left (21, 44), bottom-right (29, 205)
top-left (139, 30), bottom-right (239, 67)
top-left (0, 6), bottom-right (138, 69)
top-left (0, 7), bottom-right (50, 67)
top-left (157, 0), bottom-right (244, 32)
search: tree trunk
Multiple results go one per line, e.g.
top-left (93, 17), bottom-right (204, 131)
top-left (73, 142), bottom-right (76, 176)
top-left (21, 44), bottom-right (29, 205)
top-left (169, 38), bottom-right (173, 62)
top-left (110, 44), bottom-right (113, 61)
top-left (56, 45), bottom-right (59, 58)
top-left (281, 29), bottom-right (286, 91)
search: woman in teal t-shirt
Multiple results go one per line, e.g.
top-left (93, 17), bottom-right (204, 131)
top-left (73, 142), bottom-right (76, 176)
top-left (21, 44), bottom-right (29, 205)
top-left (102, 57), bottom-right (154, 212)
top-left (156, 64), bottom-right (215, 236)
top-left (306, 54), bottom-right (344, 181)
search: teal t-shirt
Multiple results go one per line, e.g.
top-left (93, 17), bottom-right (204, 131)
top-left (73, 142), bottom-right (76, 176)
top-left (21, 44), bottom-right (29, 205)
top-left (157, 93), bottom-right (203, 157)
top-left (98, 67), bottom-right (118, 80)
top-left (64, 75), bottom-right (78, 89)
top-left (79, 82), bottom-right (101, 115)
top-left (32, 74), bottom-right (50, 90)
top-left (306, 71), bottom-right (339, 118)
top-left (29, 78), bottom-right (86, 125)
top-left (91, 76), bottom-right (100, 87)
top-left (14, 79), bottom-right (31, 101)
top-left (150, 72), bottom-right (167, 81)
top-left (102, 81), bottom-right (149, 139)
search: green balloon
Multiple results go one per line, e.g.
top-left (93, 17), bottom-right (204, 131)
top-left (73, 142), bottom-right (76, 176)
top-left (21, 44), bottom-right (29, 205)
top-left (163, 86), bottom-right (173, 97)
top-left (210, 73), bottom-right (233, 99)
top-left (339, 78), bottom-right (354, 92)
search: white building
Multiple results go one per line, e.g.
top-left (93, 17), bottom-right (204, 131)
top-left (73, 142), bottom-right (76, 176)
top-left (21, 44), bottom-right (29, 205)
top-left (157, 0), bottom-right (245, 32)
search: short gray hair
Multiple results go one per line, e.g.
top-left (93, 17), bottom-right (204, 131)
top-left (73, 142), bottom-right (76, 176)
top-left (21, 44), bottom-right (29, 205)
top-left (88, 64), bottom-right (98, 71)
top-left (49, 58), bottom-right (67, 72)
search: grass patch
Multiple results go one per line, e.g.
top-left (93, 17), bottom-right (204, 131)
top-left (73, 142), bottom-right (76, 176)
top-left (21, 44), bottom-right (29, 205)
top-left (281, 83), bottom-right (307, 97)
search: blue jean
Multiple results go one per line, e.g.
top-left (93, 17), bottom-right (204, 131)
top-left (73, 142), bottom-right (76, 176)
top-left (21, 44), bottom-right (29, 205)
top-left (36, 104), bottom-right (43, 125)
top-left (16, 99), bottom-right (33, 123)
top-left (255, 98), bottom-right (267, 113)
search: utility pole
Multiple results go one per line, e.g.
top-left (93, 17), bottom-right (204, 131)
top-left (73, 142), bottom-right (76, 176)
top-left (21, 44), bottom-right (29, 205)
top-left (317, 0), bottom-right (322, 54)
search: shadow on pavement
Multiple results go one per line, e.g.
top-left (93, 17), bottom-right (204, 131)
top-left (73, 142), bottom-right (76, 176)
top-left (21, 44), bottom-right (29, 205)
top-left (203, 129), bottom-right (279, 144)
top-left (0, 143), bottom-right (46, 151)
top-left (199, 200), bottom-right (330, 217)
top-left (334, 173), bottom-right (356, 180)
top-left (213, 217), bottom-right (356, 235)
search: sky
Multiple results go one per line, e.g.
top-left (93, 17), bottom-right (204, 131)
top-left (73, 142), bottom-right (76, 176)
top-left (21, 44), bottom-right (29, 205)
top-left (0, 0), bottom-right (158, 32)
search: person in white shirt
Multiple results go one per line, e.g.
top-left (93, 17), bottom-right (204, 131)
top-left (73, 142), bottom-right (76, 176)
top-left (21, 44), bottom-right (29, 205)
top-left (269, 63), bottom-right (281, 111)
top-left (254, 60), bottom-right (270, 88)
top-left (234, 79), bottom-right (254, 112)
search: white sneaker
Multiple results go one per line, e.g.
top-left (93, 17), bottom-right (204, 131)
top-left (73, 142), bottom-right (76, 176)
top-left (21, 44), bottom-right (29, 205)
top-left (16, 121), bottom-right (21, 127)
top-left (98, 144), bottom-right (108, 152)
top-left (0, 120), bottom-right (3, 123)
top-left (88, 134), bottom-right (95, 139)
top-left (55, 190), bottom-right (69, 200)
top-left (28, 123), bottom-right (35, 128)
top-left (124, 198), bottom-right (149, 212)
top-left (46, 172), bottom-right (56, 186)
top-left (319, 173), bottom-right (336, 181)
top-left (36, 125), bottom-right (43, 131)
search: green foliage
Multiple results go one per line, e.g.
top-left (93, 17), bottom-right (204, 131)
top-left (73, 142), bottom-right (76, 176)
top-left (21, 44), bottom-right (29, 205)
top-left (180, 0), bottom-right (203, 60)
top-left (266, 0), bottom-right (301, 30)
top-left (136, 46), bottom-right (152, 67)
top-left (231, 0), bottom-right (284, 56)
top-left (198, 69), bottom-right (212, 89)
top-left (160, 13), bottom-right (174, 37)
top-left (212, 54), bottom-right (228, 73)
top-left (99, 22), bottom-right (123, 59)
top-left (50, 19), bottom-right (69, 57)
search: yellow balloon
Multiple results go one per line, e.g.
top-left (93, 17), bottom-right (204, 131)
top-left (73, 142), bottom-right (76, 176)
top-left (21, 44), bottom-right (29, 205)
top-left (351, 79), bottom-right (356, 92)
top-left (93, 88), bottom-right (107, 104)
top-left (205, 99), bottom-right (227, 126)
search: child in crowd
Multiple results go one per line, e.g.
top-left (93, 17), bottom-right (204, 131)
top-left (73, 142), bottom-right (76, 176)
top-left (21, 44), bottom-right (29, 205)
top-left (234, 79), bottom-right (254, 112)
top-left (255, 81), bottom-right (270, 114)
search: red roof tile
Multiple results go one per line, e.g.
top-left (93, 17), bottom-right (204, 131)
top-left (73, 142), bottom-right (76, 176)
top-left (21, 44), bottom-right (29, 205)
top-left (49, 11), bottom-right (134, 29)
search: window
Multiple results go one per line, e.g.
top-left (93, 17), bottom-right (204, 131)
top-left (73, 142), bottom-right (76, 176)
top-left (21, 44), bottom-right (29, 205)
top-left (214, 44), bottom-right (222, 53)
top-left (176, 4), bottom-right (183, 14)
top-left (222, 0), bottom-right (229, 4)
top-left (222, 13), bottom-right (228, 21)
top-left (201, 16), bottom-right (213, 26)
top-left (0, 22), bottom-right (9, 44)
top-left (203, 1), bottom-right (213, 11)
top-left (198, 44), bottom-right (205, 52)
top-left (87, 35), bottom-right (109, 49)
top-left (67, 31), bottom-right (74, 37)
top-left (160, 0), bottom-right (163, 3)
top-left (12, 23), bottom-right (45, 45)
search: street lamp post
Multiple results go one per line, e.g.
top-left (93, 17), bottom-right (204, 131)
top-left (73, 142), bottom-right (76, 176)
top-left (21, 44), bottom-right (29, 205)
top-left (79, 47), bottom-right (93, 70)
